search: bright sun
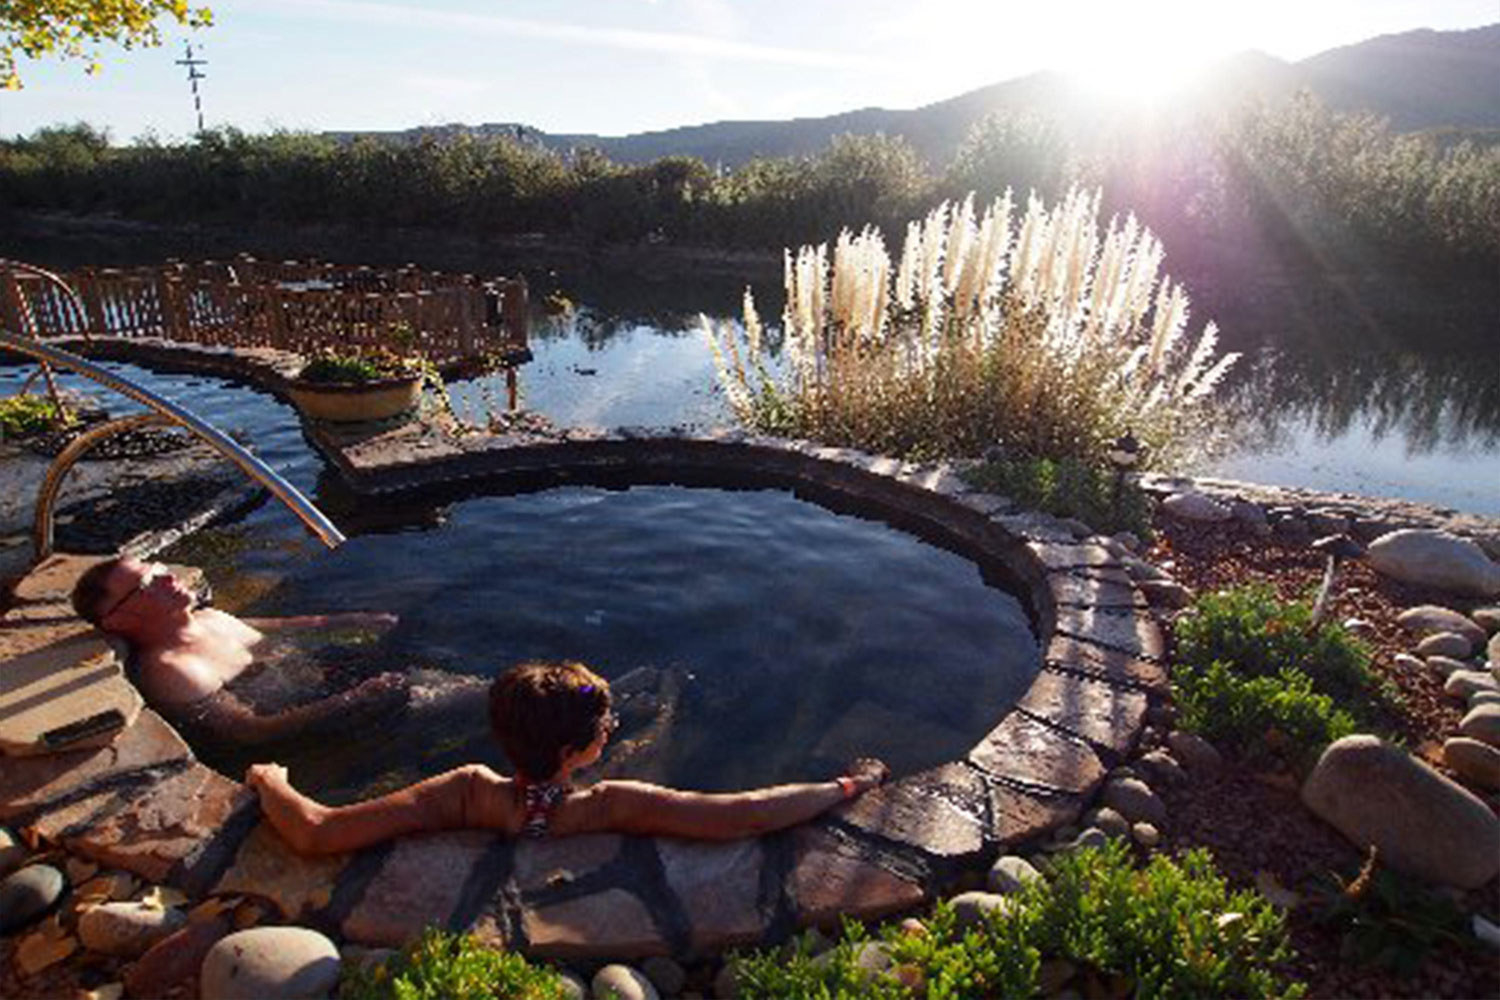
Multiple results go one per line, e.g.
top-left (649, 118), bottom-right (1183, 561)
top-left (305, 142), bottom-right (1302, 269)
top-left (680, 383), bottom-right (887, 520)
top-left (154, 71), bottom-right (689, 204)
top-left (1052, 7), bottom-right (1230, 105)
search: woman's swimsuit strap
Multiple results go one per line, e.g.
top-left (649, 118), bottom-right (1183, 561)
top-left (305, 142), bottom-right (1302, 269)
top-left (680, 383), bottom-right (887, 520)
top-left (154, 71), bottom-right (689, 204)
top-left (516, 776), bottom-right (569, 838)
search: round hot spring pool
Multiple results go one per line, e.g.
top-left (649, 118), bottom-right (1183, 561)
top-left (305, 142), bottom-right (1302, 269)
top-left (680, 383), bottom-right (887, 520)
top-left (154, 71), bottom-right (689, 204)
top-left (192, 484), bottom-right (1041, 802)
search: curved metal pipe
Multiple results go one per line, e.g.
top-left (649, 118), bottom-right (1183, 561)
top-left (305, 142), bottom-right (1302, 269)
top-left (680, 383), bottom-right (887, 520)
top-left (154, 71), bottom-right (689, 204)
top-left (33, 412), bottom-right (172, 560)
top-left (1, 331), bottom-right (346, 551)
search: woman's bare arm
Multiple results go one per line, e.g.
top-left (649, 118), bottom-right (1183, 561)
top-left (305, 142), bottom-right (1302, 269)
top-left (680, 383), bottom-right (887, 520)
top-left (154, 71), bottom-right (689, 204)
top-left (556, 760), bottom-right (889, 840)
top-left (246, 762), bottom-right (513, 854)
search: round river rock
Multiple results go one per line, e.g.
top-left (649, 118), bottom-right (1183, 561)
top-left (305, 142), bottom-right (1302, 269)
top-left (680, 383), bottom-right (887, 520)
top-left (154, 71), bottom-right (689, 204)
top-left (78, 900), bottom-right (187, 956)
top-left (1415, 632), bottom-right (1473, 659)
top-left (199, 926), bottom-right (341, 1000)
top-left (988, 855), bottom-right (1042, 895)
top-left (592, 964), bottom-right (658, 1000)
top-left (1460, 704), bottom-right (1500, 747)
top-left (0, 864), bottom-right (65, 935)
top-left (1366, 530), bottom-right (1500, 598)
top-left (1101, 777), bottom-right (1167, 826)
top-left (1444, 738), bottom-right (1500, 790)
top-left (1161, 492), bottom-right (1231, 522)
top-left (1396, 605), bottom-right (1487, 647)
top-left (0, 827), bottom-right (27, 879)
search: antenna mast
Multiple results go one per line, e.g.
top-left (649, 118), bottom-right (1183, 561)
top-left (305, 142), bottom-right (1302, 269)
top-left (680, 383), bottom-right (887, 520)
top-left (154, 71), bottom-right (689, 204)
top-left (175, 42), bottom-right (209, 134)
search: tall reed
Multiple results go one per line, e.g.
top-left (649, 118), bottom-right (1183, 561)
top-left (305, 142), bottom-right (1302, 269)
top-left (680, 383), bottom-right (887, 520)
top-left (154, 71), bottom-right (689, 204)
top-left (703, 187), bottom-right (1241, 466)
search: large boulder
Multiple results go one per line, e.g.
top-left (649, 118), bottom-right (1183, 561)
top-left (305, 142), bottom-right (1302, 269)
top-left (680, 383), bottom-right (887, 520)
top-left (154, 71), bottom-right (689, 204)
top-left (1301, 735), bottom-right (1500, 889)
top-left (1366, 530), bottom-right (1500, 598)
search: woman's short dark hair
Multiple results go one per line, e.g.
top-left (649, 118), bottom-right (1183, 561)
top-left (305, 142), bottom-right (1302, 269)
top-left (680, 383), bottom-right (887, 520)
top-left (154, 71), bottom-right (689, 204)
top-left (488, 660), bottom-right (611, 781)
top-left (71, 557), bottom-right (126, 625)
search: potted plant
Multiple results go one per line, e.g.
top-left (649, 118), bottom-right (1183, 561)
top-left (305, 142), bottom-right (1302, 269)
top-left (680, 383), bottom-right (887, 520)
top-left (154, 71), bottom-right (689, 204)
top-left (285, 346), bottom-right (429, 423)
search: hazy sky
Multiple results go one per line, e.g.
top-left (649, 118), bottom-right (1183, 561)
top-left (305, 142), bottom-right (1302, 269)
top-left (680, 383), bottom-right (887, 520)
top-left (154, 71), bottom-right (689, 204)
top-left (2, 0), bottom-right (1495, 141)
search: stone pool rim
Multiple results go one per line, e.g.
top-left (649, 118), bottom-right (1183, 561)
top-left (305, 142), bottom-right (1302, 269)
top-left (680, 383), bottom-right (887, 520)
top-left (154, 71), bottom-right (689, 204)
top-left (0, 337), bottom-right (1162, 959)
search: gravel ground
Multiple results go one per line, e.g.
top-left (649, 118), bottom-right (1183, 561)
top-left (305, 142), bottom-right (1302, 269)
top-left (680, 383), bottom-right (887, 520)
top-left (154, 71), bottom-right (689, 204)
top-left (1149, 515), bottom-right (1500, 1000)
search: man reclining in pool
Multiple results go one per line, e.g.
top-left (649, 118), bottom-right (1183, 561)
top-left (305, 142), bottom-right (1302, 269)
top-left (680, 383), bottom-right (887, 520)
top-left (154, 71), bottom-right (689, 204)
top-left (71, 556), bottom-right (409, 745)
top-left (248, 660), bottom-right (889, 848)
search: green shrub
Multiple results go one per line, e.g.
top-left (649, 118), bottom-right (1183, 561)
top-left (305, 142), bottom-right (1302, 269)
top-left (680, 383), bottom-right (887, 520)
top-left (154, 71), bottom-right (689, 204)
top-left (0, 394), bottom-right (70, 439)
top-left (1173, 584), bottom-right (1398, 768)
top-left (1175, 584), bottom-right (1396, 707)
top-left (338, 929), bottom-right (567, 1000)
top-left (1022, 842), bottom-right (1303, 1000)
top-left (298, 348), bottom-right (420, 383)
top-left (1175, 661), bottom-right (1356, 770)
top-left (731, 841), bottom-right (1303, 999)
top-left (963, 454), bottom-right (1152, 538)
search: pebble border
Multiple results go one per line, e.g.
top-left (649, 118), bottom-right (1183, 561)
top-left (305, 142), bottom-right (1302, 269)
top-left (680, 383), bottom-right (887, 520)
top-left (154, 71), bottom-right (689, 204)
top-left (0, 338), bottom-right (1162, 959)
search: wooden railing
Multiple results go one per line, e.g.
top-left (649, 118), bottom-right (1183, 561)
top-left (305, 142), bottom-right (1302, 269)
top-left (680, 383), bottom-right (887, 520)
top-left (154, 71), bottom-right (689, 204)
top-left (0, 255), bottom-right (529, 365)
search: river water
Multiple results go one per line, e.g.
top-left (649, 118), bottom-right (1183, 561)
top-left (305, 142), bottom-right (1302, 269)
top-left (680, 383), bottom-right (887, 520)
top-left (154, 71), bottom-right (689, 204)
top-left (460, 264), bottom-right (1499, 516)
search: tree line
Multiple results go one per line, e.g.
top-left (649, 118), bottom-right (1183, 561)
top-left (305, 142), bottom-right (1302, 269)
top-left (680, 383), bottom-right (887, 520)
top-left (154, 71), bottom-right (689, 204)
top-left (2, 93), bottom-right (1496, 273)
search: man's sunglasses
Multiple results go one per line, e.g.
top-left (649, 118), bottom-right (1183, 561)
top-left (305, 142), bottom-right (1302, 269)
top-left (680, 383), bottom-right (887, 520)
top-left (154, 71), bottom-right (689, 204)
top-left (98, 564), bottom-right (168, 621)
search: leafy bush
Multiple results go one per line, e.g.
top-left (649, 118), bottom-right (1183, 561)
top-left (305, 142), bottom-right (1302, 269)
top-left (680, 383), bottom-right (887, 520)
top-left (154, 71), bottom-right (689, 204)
top-left (0, 394), bottom-right (70, 439)
top-left (1173, 584), bottom-right (1397, 767)
top-left (1175, 584), bottom-right (1390, 711)
top-left (1175, 662), bottom-right (1356, 770)
top-left (704, 189), bottom-right (1242, 468)
top-left (298, 354), bottom-right (400, 383)
top-left (963, 454), bottom-right (1152, 538)
top-left (1225, 92), bottom-right (1500, 267)
top-left (732, 841), bottom-right (1303, 999)
top-left (338, 929), bottom-right (567, 1000)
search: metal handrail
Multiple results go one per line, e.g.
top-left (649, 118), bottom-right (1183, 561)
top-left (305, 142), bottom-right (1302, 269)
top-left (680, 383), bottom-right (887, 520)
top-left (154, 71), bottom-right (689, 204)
top-left (32, 412), bottom-right (170, 560)
top-left (3, 330), bottom-right (347, 552)
top-left (4, 330), bottom-right (348, 553)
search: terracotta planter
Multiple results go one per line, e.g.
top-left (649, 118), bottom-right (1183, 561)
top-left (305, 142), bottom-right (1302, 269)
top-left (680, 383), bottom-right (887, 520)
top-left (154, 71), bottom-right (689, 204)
top-left (285, 374), bottom-right (423, 423)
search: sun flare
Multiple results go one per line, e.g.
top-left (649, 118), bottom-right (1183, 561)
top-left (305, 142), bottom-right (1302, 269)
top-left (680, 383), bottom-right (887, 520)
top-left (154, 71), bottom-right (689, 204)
top-left (1050, 6), bottom-right (1230, 105)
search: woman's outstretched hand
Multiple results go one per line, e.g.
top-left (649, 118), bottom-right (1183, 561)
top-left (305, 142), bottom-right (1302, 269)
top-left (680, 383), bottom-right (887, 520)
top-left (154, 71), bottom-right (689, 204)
top-left (842, 756), bottom-right (890, 796)
top-left (246, 762), bottom-right (291, 796)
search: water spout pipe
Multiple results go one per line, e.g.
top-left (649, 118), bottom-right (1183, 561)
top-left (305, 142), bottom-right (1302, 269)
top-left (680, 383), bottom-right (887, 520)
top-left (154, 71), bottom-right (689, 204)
top-left (1309, 533), bottom-right (1365, 630)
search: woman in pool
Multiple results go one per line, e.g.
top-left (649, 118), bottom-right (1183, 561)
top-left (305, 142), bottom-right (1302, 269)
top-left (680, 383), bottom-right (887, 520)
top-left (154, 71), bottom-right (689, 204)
top-left (247, 660), bottom-right (889, 851)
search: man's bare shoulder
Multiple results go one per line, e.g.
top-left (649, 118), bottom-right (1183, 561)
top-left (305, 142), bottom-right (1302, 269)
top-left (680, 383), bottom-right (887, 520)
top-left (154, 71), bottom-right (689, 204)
top-left (136, 647), bottom-right (225, 706)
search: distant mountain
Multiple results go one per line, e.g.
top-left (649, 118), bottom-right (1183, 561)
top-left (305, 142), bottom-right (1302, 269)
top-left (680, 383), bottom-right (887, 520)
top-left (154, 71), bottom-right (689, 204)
top-left (336, 23), bottom-right (1500, 167)
top-left (1297, 24), bottom-right (1500, 131)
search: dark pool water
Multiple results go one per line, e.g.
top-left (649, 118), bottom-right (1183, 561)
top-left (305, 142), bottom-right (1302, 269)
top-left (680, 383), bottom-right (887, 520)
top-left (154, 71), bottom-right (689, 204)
top-left (241, 485), bottom-right (1038, 799)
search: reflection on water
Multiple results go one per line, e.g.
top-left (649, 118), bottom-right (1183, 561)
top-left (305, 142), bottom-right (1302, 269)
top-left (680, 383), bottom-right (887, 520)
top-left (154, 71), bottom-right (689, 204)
top-left (1203, 340), bottom-right (1500, 515)
top-left (1223, 350), bottom-right (1500, 457)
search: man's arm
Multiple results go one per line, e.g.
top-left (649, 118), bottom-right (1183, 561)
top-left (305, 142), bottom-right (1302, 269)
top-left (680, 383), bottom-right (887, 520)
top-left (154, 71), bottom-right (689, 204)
top-left (239, 612), bottom-right (399, 632)
top-left (188, 673), bottom-right (408, 745)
